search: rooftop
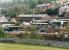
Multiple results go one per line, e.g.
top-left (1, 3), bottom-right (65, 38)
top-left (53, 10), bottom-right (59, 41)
top-left (0, 16), bottom-right (8, 23)
top-left (17, 14), bottom-right (48, 17)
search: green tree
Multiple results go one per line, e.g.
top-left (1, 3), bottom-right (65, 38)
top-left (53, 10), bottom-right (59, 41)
top-left (46, 8), bottom-right (59, 15)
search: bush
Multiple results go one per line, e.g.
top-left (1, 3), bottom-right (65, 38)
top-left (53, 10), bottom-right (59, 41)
top-left (46, 8), bottom-right (59, 16)
top-left (0, 27), bottom-right (5, 38)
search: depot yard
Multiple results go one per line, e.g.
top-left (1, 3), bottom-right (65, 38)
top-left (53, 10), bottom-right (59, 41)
top-left (0, 43), bottom-right (68, 50)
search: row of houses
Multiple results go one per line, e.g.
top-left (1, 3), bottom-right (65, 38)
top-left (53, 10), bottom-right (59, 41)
top-left (0, 14), bottom-right (68, 36)
top-left (16, 14), bottom-right (69, 38)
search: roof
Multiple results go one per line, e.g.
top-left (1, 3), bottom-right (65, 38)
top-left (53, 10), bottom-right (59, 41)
top-left (2, 24), bottom-right (15, 28)
top-left (32, 19), bottom-right (49, 23)
top-left (32, 23), bottom-right (48, 25)
top-left (0, 16), bottom-right (8, 23)
top-left (7, 26), bottom-right (21, 28)
top-left (36, 3), bottom-right (51, 7)
top-left (50, 19), bottom-right (67, 23)
top-left (41, 15), bottom-right (52, 20)
top-left (17, 14), bottom-right (48, 18)
top-left (59, 5), bottom-right (69, 15)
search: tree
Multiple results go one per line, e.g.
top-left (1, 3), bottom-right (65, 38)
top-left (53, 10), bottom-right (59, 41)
top-left (0, 0), bottom-right (57, 16)
top-left (1, 9), bottom-right (8, 16)
top-left (46, 8), bottom-right (59, 16)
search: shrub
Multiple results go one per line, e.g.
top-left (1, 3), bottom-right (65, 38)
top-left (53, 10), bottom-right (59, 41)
top-left (0, 27), bottom-right (5, 38)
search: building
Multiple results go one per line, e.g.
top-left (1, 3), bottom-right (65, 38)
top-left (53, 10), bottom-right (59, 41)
top-left (17, 14), bottom-right (48, 22)
top-left (55, 0), bottom-right (69, 5)
top-left (59, 4), bottom-right (69, 18)
top-left (0, 16), bottom-right (8, 24)
top-left (32, 19), bottom-right (49, 32)
top-left (36, 3), bottom-right (57, 11)
top-left (50, 19), bottom-right (67, 27)
top-left (16, 14), bottom-right (53, 33)
top-left (32, 15), bottom-right (52, 32)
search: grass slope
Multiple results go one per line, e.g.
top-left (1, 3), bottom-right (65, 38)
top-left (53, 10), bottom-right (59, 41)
top-left (0, 43), bottom-right (69, 50)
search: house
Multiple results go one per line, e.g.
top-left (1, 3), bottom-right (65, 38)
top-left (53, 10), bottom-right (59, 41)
top-left (32, 19), bottom-right (49, 32)
top-left (32, 15), bottom-right (52, 32)
top-left (36, 3), bottom-right (51, 9)
top-left (59, 4), bottom-right (69, 18)
top-left (10, 18), bottom-right (17, 23)
top-left (50, 19), bottom-right (68, 27)
top-left (55, 0), bottom-right (69, 5)
top-left (36, 3), bottom-right (58, 11)
top-left (0, 16), bottom-right (8, 24)
top-left (16, 14), bottom-right (48, 22)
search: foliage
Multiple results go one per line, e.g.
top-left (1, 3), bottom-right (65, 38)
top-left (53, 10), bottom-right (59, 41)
top-left (1, 9), bottom-right (17, 18)
top-left (64, 21), bottom-right (69, 33)
top-left (21, 25), bottom-right (41, 39)
top-left (46, 8), bottom-right (59, 16)
top-left (0, 27), bottom-right (5, 38)
top-left (29, 25), bottom-right (38, 39)
top-left (0, 0), bottom-right (58, 17)
top-left (28, 25), bottom-right (43, 39)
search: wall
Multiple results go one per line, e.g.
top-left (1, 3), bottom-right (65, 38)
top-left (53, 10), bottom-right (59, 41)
top-left (0, 38), bottom-right (68, 48)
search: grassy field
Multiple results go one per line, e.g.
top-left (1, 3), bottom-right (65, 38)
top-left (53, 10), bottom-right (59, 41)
top-left (0, 43), bottom-right (69, 50)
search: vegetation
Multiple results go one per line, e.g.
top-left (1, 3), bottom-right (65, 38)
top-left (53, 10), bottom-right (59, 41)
top-left (0, 27), bottom-right (5, 38)
top-left (0, 0), bottom-right (58, 17)
top-left (64, 21), bottom-right (69, 33)
top-left (0, 43), bottom-right (68, 50)
top-left (46, 8), bottom-right (59, 16)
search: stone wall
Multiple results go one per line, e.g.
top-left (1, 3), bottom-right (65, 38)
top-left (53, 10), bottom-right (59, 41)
top-left (16, 38), bottom-right (69, 48)
top-left (0, 38), bottom-right (69, 48)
